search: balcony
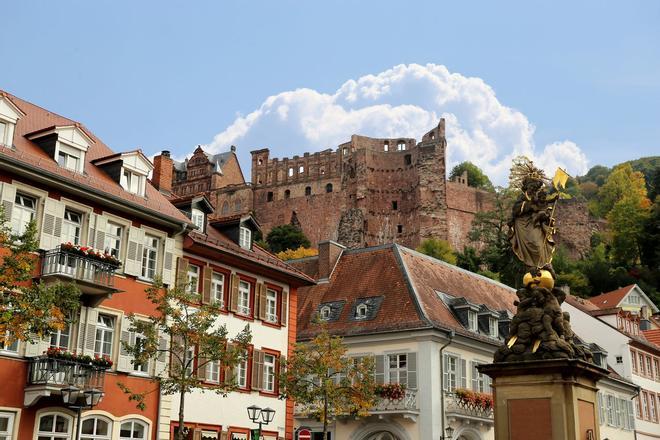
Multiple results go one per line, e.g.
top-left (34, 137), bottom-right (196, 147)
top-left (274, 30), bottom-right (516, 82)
top-left (24, 356), bottom-right (106, 406)
top-left (40, 246), bottom-right (121, 306)
top-left (445, 392), bottom-right (494, 426)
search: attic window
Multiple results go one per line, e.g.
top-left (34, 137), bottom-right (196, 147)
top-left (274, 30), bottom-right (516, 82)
top-left (191, 208), bottom-right (205, 232)
top-left (320, 306), bottom-right (331, 320)
top-left (467, 310), bottom-right (478, 332)
top-left (489, 317), bottom-right (498, 338)
top-left (57, 147), bottom-right (81, 172)
top-left (239, 226), bottom-right (252, 250)
top-left (0, 121), bottom-right (7, 145)
top-left (355, 304), bottom-right (368, 319)
top-left (121, 169), bottom-right (146, 196)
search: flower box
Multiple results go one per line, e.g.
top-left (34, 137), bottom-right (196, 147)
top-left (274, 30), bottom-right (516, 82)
top-left (375, 383), bottom-right (406, 400)
top-left (60, 242), bottom-right (122, 267)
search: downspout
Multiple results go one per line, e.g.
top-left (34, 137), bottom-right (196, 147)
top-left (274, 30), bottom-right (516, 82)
top-left (440, 330), bottom-right (454, 439)
top-left (631, 385), bottom-right (641, 440)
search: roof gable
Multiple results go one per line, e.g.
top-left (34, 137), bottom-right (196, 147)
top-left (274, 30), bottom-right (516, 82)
top-left (590, 284), bottom-right (659, 313)
top-left (0, 94), bottom-right (25, 124)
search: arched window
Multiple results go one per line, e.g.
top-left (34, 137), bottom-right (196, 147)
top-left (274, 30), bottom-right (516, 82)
top-left (305, 186), bottom-right (311, 196)
top-left (320, 306), bottom-right (331, 320)
top-left (119, 419), bottom-right (147, 440)
top-left (284, 189), bottom-right (291, 199)
top-left (81, 416), bottom-right (112, 440)
top-left (326, 183), bottom-right (333, 193)
top-left (355, 303), bottom-right (369, 319)
top-left (221, 201), bottom-right (229, 215)
top-left (267, 192), bottom-right (274, 202)
top-left (234, 199), bottom-right (242, 212)
top-left (37, 413), bottom-right (72, 440)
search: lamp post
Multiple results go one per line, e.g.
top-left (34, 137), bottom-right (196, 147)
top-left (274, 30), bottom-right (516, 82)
top-left (61, 385), bottom-right (103, 440)
top-left (440, 426), bottom-right (455, 440)
top-left (246, 405), bottom-right (275, 440)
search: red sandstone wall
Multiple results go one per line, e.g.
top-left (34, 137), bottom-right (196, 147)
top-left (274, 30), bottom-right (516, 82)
top-left (446, 181), bottom-right (495, 251)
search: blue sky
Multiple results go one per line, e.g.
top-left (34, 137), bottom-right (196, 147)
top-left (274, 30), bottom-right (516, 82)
top-left (2, 1), bottom-right (659, 183)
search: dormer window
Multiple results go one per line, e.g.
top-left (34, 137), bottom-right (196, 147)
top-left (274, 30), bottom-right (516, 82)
top-left (0, 121), bottom-right (7, 145)
top-left (57, 146), bottom-right (81, 172)
top-left (489, 317), bottom-right (498, 338)
top-left (239, 226), bottom-right (252, 250)
top-left (320, 306), bottom-right (331, 320)
top-left (355, 303), bottom-right (368, 319)
top-left (467, 310), bottom-right (478, 332)
top-left (92, 150), bottom-right (153, 197)
top-left (121, 169), bottom-right (146, 195)
top-left (0, 95), bottom-right (24, 147)
top-left (191, 208), bottom-right (205, 232)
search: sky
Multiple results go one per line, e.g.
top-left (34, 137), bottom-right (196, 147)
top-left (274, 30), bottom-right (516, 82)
top-left (2, 1), bottom-right (659, 184)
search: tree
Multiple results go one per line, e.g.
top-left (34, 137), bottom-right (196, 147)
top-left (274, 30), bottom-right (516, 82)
top-left (119, 278), bottom-right (251, 440)
top-left (580, 165), bottom-right (611, 187)
top-left (416, 239), bottom-right (457, 265)
top-left (449, 161), bottom-right (494, 191)
top-left (0, 208), bottom-right (80, 345)
top-left (266, 224), bottom-right (311, 253)
top-left (276, 246), bottom-right (319, 261)
top-left (280, 324), bottom-right (377, 440)
top-left (456, 246), bottom-right (481, 273)
top-left (593, 163), bottom-right (650, 218)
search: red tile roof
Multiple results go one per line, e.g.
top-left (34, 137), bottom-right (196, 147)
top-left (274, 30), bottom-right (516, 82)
top-left (296, 244), bottom-right (517, 343)
top-left (643, 329), bottom-right (660, 347)
top-left (0, 90), bottom-right (191, 227)
top-left (589, 285), bottom-right (636, 309)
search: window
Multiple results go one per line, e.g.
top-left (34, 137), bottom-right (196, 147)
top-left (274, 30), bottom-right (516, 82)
top-left (392, 201), bottom-right (397, 210)
top-left (239, 226), bottom-right (252, 250)
top-left (37, 414), bottom-right (71, 440)
top-left (133, 333), bottom-right (149, 374)
top-left (342, 147), bottom-right (347, 155)
top-left (0, 411), bottom-right (15, 440)
top-left (631, 349), bottom-right (638, 373)
top-left (1, 333), bottom-right (18, 353)
top-left (471, 362), bottom-right (491, 393)
top-left (383, 142), bottom-right (389, 152)
top-left (12, 193), bottom-right (36, 235)
top-left (187, 265), bottom-right (200, 294)
top-left (397, 224), bottom-right (403, 234)
top-left (404, 154), bottom-right (412, 165)
top-left (141, 235), bottom-right (159, 280)
top-left (119, 420), bottom-right (147, 440)
top-left (212, 272), bottom-right (225, 307)
top-left (326, 183), bottom-right (333, 193)
top-left (121, 170), bottom-right (144, 196)
top-left (320, 167), bottom-right (325, 175)
top-left (641, 391), bottom-right (650, 420)
top-left (49, 325), bottom-right (70, 350)
top-left (238, 280), bottom-right (251, 315)
top-left (397, 141), bottom-right (406, 151)
top-left (489, 317), bottom-right (498, 338)
top-left (445, 355), bottom-right (459, 392)
top-left (62, 210), bottom-right (82, 245)
top-left (639, 352), bottom-right (646, 376)
top-left (263, 354), bottom-right (276, 392)
top-left (606, 394), bottom-right (615, 426)
top-left (80, 416), bottom-right (112, 440)
top-left (355, 303), bottom-right (368, 319)
top-left (58, 150), bottom-right (80, 172)
top-left (288, 168), bottom-right (294, 177)
top-left (191, 209), bottom-right (205, 231)
top-left (0, 121), bottom-right (6, 145)
top-left (284, 189), bottom-right (290, 200)
top-left (616, 355), bottom-right (623, 364)
top-left (184, 345), bottom-right (195, 377)
top-left (206, 361), bottom-right (220, 383)
top-left (467, 310), bottom-right (478, 332)
top-left (645, 355), bottom-right (653, 378)
top-left (266, 289), bottom-right (278, 323)
top-left (628, 293), bottom-right (640, 304)
top-left (388, 353), bottom-right (408, 386)
top-left (305, 186), bottom-right (312, 196)
top-left (299, 165), bottom-right (304, 174)
top-left (651, 393), bottom-right (658, 422)
top-left (267, 192), bottom-right (273, 202)
top-left (654, 358), bottom-right (660, 381)
top-left (94, 314), bottom-right (114, 358)
top-left (234, 199), bottom-right (241, 212)
top-left (221, 202), bottom-right (229, 215)
top-left (319, 306), bottom-right (331, 320)
top-left (104, 222), bottom-right (123, 258)
top-left (236, 350), bottom-right (248, 388)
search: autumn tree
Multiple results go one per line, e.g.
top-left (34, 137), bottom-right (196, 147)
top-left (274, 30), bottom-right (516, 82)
top-left (119, 278), bottom-right (251, 440)
top-left (449, 161), bottom-right (494, 191)
top-left (416, 238), bottom-right (457, 265)
top-left (280, 324), bottom-right (376, 440)
top-left (0, 207), bottom-right (80, 345)
top-left (266, 224), bottom-right (311, 253)
top-left (276, 246), bottom-right (319, 261)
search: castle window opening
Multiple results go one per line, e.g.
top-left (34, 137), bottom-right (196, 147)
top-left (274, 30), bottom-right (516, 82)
top-left (392, 201), bottom-right (398, 210)
top-left (397, 141), bottom-right (406, 151)
top-left (267, 191), bottom-right (273, 202)
top-left (258, 158), bottom-right (263, 165)
top-left (299, 165), bottom-right (304, 174)
top-left (342, 147), bottom-right (348, 155)
top-left (320, 167), bottom-right (325, 175)
top-left (288, 168), bottom-right (294, 177)
top-left (234, 199), bottom-right (242, 212)
top-left (384, 142), bottom-right (389, 152)
top-left (284, 189), bottom-right (291, 199)
top-left (404, 154), bottom-right (412, 166)
top-left (326, 183), bottom-right (333, 193)
top-left (397, 224), bottom-right (403, 234)
top-left (305, 186), bottom-right (311, 196)
top-left (257, 174), bottom-right (262, 185)
top-left (430, 132), bottom-right (435, 140)
top-left (221, 201), bottom-right (229, 215)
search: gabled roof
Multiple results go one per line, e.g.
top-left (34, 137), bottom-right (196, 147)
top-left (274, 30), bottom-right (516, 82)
top-left (589, 284), bottom-right (659, 313)
top-left (296, 244), bottom-right (517, 343)
top-left (0, 90), bottom-right (191, 228)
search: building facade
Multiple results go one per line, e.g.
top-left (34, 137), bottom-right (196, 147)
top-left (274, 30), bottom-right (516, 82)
top-left (0, 90), bottom-right (193, 440)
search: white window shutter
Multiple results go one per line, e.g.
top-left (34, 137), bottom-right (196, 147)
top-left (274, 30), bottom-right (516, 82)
top-left (83, 308), bottom-right (99, 357)
top-left (460, 358), bottom-right (467, 389)
top-left (161, 237), bottom-right (176, 286)
top-left (117, 315), bottom-right (134, 372)
top-left (39, 197), bottom-right (65, 250)
top-left (407, 352), bottom-right (417, 389)
top-left (0, 182), bottom-right (16, 222)
top-left (374, 355), bottom-right (385, 385)
top-left (471, 361), bottom-right (479, 391)
top-left (124, 226), bottom-right (145, 276)
top-left (25, 335), bottom-right (49, 357)
top-left (87, 213), bottom-right (97, 248)
top-left (597, 393), bottom-right (604, 424)
top-left (155, 330), bottom-right (169, 377)
top-left (76, 306), bottom-right (88, 353)
top-left (94, 215), bottom-right (108, 251)
top-left (442, 353), bottom-right (449, 391)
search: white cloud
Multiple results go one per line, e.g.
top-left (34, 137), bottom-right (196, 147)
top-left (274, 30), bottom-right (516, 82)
top-left (206, 63), bottom-right (589, 184)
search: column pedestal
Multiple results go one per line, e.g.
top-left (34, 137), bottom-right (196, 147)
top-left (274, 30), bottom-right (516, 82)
top-left (479, 359), bottom-right (608, 440)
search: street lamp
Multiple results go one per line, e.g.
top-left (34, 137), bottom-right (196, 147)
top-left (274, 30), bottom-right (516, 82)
top-left (246, 405), bottom-right (275, 439)
top-left (61, 385), bottom-right (104, 440)
top-left (441, 426), bottom-right (454, 440)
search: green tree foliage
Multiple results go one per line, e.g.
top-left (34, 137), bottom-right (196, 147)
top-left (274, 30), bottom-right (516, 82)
top-left (580, 165), bottom-right (611, 187)
top-left (280, 324), bottom-right (377, 440)
top-left (0, 208), bottom-right (80, 345)
top-left (416, 239), bottom-right (457, 265)
top-left (266, 224), bottom-right (311, 253)
top-left (456, 246), bottom-right (481, 273)
top-left (593, 163), bottom-right (650, 218)
top-left (449, 161), bottom-right (494, 191)
top-left (119, 278), bottom-right (251, 440)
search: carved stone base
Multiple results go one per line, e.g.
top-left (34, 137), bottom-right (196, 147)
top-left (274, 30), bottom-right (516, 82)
top-left (479, 359), bottom-right (608, 440)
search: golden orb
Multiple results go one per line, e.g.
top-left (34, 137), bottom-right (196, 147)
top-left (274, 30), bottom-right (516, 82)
top-left (523, 270), bottom-right (555, 290)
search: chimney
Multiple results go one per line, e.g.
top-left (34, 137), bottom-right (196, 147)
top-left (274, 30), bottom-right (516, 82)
top-left (640, 305), bottom-right (652, 330)
top-left (318, 240), bottom-right (345, 280)
top-left (152, 150), bottom-right (173, 193)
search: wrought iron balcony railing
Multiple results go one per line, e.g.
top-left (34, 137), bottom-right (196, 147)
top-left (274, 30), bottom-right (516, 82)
top-left (24, 356), bottom-right (107, 406)
top-left (445, 392), bottom-right (494, 422)
top-left (372, 388), bottom-right (418, 413)
top-left (40, 247), bottom-right (119, 302)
